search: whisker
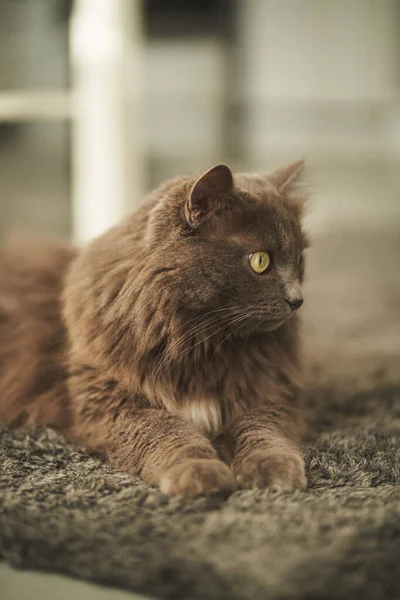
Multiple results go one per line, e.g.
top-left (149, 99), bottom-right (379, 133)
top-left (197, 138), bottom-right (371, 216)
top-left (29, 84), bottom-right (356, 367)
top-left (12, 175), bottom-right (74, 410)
top-left (153, 306), bottom-right (246, 376)
top-left (152, 313), bottom-right (227, 380)
top-left (173, 313), bottom-right (250, 367)
top-left (153, 310), bottom-right (247, 379)
top-left (211, 314), bottom-right (250, 359)
top-left (151, 302), bottom-right (281, 380)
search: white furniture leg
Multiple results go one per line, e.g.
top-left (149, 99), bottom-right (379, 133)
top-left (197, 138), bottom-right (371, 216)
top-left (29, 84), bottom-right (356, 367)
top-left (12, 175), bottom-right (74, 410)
top-left (70, 0), bottom-right (143, 244)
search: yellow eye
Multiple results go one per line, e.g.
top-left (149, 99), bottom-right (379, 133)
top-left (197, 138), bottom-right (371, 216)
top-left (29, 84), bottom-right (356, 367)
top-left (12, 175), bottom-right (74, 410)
top-left (249, 251), bottom-right (270, 273)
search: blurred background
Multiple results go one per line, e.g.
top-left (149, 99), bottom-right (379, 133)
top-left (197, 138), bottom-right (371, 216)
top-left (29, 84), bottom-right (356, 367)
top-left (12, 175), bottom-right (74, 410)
top-left (1, 0), bottom-right (400, 240)
top-left (0, 0), bottom-right (399, 376)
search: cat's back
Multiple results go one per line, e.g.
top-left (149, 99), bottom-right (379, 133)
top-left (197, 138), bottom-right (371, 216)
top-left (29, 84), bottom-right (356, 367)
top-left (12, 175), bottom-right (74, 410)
top-left (0, 238), bottom-right (77, 429)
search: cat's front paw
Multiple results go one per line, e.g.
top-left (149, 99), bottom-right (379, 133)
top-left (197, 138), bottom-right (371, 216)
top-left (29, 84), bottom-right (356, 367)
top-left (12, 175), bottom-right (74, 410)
top-left (234, 450), bottom-right (307, 491)
top-left (160, 458), bottom-right (237, 499)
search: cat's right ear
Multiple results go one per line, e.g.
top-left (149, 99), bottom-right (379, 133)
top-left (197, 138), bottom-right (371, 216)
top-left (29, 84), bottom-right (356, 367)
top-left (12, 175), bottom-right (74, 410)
top-left (184, 164), bottom-right (233, 228)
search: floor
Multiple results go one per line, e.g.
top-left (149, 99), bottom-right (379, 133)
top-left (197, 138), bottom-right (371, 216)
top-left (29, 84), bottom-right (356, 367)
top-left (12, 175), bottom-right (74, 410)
top-left (0, 563), bottom-right (152, 600)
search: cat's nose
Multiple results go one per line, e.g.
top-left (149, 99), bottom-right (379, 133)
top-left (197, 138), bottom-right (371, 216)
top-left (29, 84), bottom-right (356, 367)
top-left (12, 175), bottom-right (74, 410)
top-left (286, 296), bottom-right (303, 311)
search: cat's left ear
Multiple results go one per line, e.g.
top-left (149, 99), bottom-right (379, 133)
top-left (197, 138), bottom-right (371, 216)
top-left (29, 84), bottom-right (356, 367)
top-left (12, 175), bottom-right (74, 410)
top-left (267, 159), bottom-right (305, 194)
top-left (185, 164), bottom-right (233, 228)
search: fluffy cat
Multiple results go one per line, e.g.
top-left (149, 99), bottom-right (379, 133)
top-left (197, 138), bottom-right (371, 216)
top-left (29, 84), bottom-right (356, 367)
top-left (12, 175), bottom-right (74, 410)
top-left (0, 160), bottom-right (309, 498)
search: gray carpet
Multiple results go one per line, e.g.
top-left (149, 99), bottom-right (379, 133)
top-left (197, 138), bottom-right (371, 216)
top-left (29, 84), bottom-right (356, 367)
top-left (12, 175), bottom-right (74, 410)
top-left (1, 383), bottom-right (399, 599)
top-left (1, 230), bottom-right (400, 599)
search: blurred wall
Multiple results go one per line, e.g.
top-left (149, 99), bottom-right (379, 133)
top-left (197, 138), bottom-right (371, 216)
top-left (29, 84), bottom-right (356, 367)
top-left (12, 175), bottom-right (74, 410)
top-left (0, 1), bottom-right (70, 240)
top-left (0, 0), bottom-right (400, 240)
top-left (236, 0), bottom-right (400, 231)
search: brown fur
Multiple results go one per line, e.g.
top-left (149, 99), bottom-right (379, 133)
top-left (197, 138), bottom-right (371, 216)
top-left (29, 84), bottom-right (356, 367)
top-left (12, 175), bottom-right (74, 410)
top-left (0, 161), bottom-right (309, 497)
top-left (0, 238), bottom-right (75, 430)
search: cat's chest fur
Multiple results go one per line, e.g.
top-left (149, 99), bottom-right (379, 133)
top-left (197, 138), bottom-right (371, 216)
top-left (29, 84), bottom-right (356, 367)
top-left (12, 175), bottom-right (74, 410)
top-left (175, 395), bottom-right (227, 436)
top-left (142, 378), bottom-right (233, 436)
top-left (142, 336), bottom-right (294, 436)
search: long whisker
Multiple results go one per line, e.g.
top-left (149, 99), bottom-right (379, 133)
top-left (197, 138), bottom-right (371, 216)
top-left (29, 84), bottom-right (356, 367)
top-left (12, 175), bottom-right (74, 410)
top-left (211, 316), bottom-right (250, 359)
top-left (167, 306), bottom-right (244, 354)
top-left (154, 306), bottom-right (245, 373)
top-left (152, 302), bottom-right (281, 380)
top-left (151, 307), bottom-right (239, 368)
top-left (153, 309), bottom-right (245, 379)
top-left (167, 312), bottom-right (250, 369)
top-left (178, 305), bottom-right (246, 331)
top-left (241, 318), bottom-right (259, 354)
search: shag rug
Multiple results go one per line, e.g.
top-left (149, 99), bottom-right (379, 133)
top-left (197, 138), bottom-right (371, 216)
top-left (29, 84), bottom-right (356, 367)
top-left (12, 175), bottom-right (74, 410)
top-left (1, 230), bottom-right (400, 599)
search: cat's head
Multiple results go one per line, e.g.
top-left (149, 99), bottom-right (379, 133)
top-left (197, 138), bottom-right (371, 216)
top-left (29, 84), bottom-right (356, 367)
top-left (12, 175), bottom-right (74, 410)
top-left (143, 160), bottom-right (309, 336)
top-left (63, 160), bottom-right (309, 379)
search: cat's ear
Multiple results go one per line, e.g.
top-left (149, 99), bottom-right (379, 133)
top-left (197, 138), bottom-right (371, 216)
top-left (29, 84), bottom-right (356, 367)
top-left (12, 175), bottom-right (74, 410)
top-left (267, 159), bottom-right (305, 194)
top-left (185, 164), bottom-right (233, 228)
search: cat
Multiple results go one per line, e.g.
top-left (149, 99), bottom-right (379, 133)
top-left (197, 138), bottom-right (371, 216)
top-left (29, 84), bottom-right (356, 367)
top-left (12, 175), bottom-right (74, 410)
top-left (0, 160), bottom-right (309, 498)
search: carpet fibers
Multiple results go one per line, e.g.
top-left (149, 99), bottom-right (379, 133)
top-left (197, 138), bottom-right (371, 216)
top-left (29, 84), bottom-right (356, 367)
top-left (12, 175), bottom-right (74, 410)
top-left (0, 382), bottom-right (399, 600)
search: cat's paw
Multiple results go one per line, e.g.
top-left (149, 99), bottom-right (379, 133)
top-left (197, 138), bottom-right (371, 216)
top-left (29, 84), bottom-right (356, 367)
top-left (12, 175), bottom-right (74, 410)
top-left (234, 450), bottom-right (307, 491)
top-left (160, 458), bottom-right (237, 499)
